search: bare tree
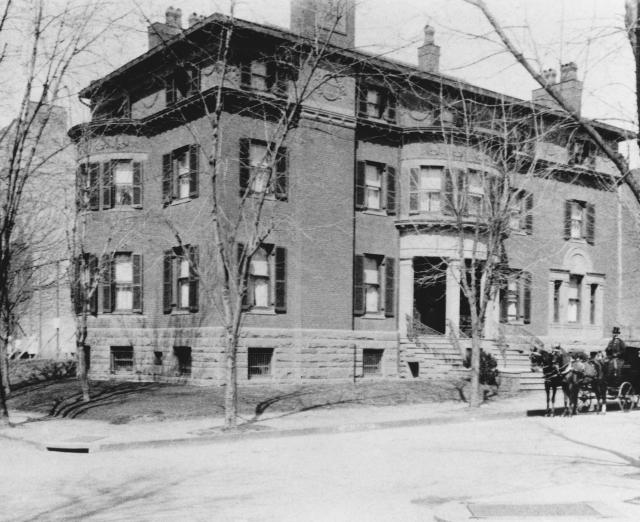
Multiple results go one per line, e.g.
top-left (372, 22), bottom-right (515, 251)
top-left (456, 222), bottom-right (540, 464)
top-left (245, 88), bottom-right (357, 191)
top-left (0, 0), bottom-right (120, 424)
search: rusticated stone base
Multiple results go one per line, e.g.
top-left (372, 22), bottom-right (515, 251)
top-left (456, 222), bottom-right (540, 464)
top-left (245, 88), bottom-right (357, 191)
top-left (85, 326), bottom-right (400, 384)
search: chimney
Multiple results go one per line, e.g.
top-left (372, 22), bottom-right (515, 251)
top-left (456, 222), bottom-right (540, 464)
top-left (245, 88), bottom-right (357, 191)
top-left (290, 0), bottom-right (356, 49)
top-left (532, 62), bottom-right (583, 115)
top-left (148, 6), bottom-right (183, 49)
top-left (417, 25), bottom-right (440, 73)
top-left (188, 12), bottom-right (202, 28)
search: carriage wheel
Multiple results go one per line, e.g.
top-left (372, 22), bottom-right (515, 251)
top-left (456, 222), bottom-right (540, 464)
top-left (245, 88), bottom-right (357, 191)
top-left (617, 382), bottom-right (637, 412)
top-left (577, 391), bottom-right (592, 413)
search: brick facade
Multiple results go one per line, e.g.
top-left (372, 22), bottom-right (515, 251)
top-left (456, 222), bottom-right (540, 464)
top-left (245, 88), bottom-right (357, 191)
top-left (69, 2), bottom-right (639, 383)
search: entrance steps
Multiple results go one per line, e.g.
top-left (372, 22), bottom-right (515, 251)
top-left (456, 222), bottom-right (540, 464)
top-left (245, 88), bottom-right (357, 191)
top-left (402, 335), bottom-right (468, 379)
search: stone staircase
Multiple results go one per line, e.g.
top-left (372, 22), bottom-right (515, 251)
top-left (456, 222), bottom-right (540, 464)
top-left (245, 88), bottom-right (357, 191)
top-left (401, 334), bottom-right (472, 380)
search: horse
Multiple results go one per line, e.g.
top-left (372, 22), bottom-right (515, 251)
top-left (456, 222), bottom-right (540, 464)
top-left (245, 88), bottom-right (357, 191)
top-left (530, 347), bottom-right (564, 416)
top-left (553, 347), bottom-right (582, 416)
top-left (569, 352), bottom-right (607, 414)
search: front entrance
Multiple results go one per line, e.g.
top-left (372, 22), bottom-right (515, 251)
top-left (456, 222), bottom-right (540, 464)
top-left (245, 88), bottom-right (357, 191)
top-left (413, 257), bottom-right (447, 334)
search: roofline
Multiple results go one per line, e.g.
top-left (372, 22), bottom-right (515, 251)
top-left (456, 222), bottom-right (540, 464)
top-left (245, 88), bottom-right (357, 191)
top-left (79, 12), bottom-right (635, 140)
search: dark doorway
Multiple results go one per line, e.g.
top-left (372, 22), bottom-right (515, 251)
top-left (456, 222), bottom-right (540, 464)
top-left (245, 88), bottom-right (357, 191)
top-left (413, 257), bottom-right (447, 334)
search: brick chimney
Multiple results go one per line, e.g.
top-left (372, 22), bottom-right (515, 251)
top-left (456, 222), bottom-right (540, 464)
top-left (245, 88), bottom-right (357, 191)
top-left (417, 25), bottom-right (440, 73)
top-left (148, 6), bottom-right (183, 50)
top-left (188, 12), bottom-right (203, 28)
top-left (532, 62), bottom-right (583, 115)
top-left (291, 0), bottom-right (356, 49)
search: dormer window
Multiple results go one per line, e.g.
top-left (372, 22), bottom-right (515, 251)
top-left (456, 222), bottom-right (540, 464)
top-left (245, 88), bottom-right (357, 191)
top-left (166, 66), bottom-right (200, 106)
top-left (358, 85), bottom-right (396, 122)
top-left (240, 59), bottom-right (288, 96)
top-left (569, 139), bottom-right (596, 167)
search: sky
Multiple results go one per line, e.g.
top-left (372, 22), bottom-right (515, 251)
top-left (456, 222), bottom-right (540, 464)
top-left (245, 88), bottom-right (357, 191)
top-left (4, 1), bottom-right (635, 154)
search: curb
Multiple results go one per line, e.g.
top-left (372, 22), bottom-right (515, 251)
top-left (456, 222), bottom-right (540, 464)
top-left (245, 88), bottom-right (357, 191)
top-left (0, 406), bottom-right (538, 453)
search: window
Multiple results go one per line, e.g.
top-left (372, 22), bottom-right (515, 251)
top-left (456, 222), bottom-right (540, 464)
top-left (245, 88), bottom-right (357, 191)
top-left (358, 85), bottom-right (396, 122)
top-left (353, 255), bottom-right (395, 317)
top-left (240, 244), bottom-right (287, 313)
top-left (248, 348), bottom-right (273, 379)
top-left (568, 274), bottom-right (582, 323)
top-left (78, 160), bottom-right (142, 210)
top-left (110, 346), bottom-right (133, 373)
top-left (553, 280), bottom-right (562, 323)
top-left (163, 245), bottom-right (199, 314)
top-left (569, 139), bottom-right (596, 167)
top-left (509, 190), bottom-right (533, 233)
top-left (174, 346), bottom-right (192, 376)
top-left (239, 139), bottom-right (288, 200)
top-left (166, 66), bottom-right (200, 106)
top-left (240, 59), bottom-right (287, 95)
top-left (363, 349), bottom-right (383, 375)
top-left (410, 167), bottom-right (441, 212)
top-left (162, 145), bottom-right (199, 204)
top-left (355, 161), bottom-right (396, 213)
top-left (101, 253), bottom-right (143, 314)
top-left (500, 271), bottom-right (532, 324)
top-left (153, 351), bottom-right (163, 366)
top-left (113, 161), bottom-right (133, 206)
top-left (564, 200), bottom-right (595, 243)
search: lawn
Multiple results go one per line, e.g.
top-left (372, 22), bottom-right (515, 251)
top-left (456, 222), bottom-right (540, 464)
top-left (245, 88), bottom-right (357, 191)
top-left (6, 377), bottom-right (506, 424)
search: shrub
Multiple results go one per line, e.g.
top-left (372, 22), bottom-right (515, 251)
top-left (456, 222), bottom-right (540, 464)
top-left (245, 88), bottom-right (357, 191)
top-left (8, 359), bottom-right (77, 390)
top-left (463, 349), bottom-right (499, 386)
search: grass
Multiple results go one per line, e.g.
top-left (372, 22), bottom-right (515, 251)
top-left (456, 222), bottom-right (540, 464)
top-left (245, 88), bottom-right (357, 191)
top-left (7, 377), bottom-right (512, 424)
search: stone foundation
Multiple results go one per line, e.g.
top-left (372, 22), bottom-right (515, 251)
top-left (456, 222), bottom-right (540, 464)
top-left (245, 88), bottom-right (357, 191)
top-left (85, 327), bottom-right (399, 384)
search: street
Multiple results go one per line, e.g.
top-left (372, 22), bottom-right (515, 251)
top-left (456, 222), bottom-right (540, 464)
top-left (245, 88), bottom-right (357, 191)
top-left (3, 413), bottom-right (640, 521)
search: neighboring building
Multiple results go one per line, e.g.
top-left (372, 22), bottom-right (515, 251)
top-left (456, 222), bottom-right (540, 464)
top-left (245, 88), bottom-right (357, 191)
top-left (69, 1), bottom-right (640, 383)
top-left (1, 103), bottom-right (76, 359)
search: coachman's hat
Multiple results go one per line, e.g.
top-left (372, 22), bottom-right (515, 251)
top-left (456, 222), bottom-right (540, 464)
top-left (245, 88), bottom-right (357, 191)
top-left (612, 326), bottom-right (621, 334)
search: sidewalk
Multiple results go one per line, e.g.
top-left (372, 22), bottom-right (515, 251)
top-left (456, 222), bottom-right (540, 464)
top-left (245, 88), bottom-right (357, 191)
top-left (0, 392), bottom-right (547, 452)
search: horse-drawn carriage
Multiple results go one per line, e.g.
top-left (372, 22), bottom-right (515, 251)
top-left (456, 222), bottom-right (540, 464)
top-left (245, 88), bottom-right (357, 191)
top-left (531, 344), bottom-right (640, 415)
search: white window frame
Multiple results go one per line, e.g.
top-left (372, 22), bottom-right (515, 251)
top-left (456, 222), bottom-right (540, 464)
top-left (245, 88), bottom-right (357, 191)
top-left (114, 253), bottom-right (133, 312)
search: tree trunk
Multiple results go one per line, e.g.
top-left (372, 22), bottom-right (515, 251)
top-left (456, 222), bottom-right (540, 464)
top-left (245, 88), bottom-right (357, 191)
top-left (76, 327), bottom-right (90, 403)
top-left (0, 341), bottom-right (9, 397)
top-left (0, 345), bottom-right (8, 425)
top-left (224, 330), bottom-right (238, 428)
top-left (469, 325), bottom-right (482, 407)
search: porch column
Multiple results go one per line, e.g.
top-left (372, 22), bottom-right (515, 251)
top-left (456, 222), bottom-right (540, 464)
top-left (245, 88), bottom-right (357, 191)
top-left (398, 258), bottom-right (414, 338)
top-left (445, 259), bottom-right (461, 335)
top-left (484, 290), bottom-right (500, 339)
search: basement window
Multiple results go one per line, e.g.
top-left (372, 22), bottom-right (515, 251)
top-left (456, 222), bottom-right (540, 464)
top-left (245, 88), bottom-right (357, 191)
top-left (248, 348), bottom-right (273, 379)
top-left (110, 346), bottom-right (133, 374)
top-left (363, 349), bottom-right (383, 376)
top-left (174, 346), bottom-right (192, 376)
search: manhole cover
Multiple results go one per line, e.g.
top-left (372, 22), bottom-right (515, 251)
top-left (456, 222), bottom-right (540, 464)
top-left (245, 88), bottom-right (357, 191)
top-left (467, 503), bottom-right (602, 518)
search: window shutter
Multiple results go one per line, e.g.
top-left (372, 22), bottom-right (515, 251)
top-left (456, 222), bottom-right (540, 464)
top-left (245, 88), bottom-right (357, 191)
top-left (353, 254), bottom-right (365, 316)
top-left (275, 147), bottom-right (288, 201)
top-left (522, 272), bottom-right (532, 324)
top-left (73, 257), bottom-right (82, 315)
top-left (442, 168), bottom-right (454, 215)
top-left (386, 165), bottom-right (396, 215)
top-left (240, 61), bottom-right (251, 88)
top-left (355, 161), bottom-right (366, 210)
top-left (76, 164), bottom-right (85, 211)
top-left (102, 162), bottom-right (113, 209)
top-left (524, 192), bottom-right (533, 234)
top-left (456, 169), bottom-right (466, 215)
top-left (409, 167), bottom-right (419, 211)
top-left (101, 254), bottom-right (112, 314)
top-left (188, 245), bottom-right (199, 313)
top-left (165, 76), bottom-right (176, 106)
top-left (564, 200), bottom-right (572, 240)
top-left (384, 257), bottom-right (395, 317)
top-left (358, 84), bottom-right (367, 116)
top-left (132, 254), bottom-right (143, 313)
top-left (274, 246), bottom-right (287, 313)
top-left (237, 242), bottom-right (250, 310)
top-left (163, 250), bottom-right (173, 314)
top-left (132, 162), bottom-right (143, 208)
top-left (499, 287), bottom-right (508, 323)
top-left (239, 139), bottom-right (251, 195)
top-left (586, 203), bottom-right (595, 245)
top-left (189, 144), bottom-right (199, 198)
top-left (88, 163), bottom-right (100, 210)
top-left (162, 153), bottom-right (173, 206)
top-left (89, 255), bottom-right (98, 315)
top-left (385, 94), bottom-right (396, 123)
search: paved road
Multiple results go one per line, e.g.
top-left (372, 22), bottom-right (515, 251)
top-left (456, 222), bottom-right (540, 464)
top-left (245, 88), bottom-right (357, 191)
top-left (3, 413), bottom-right (640, 521)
